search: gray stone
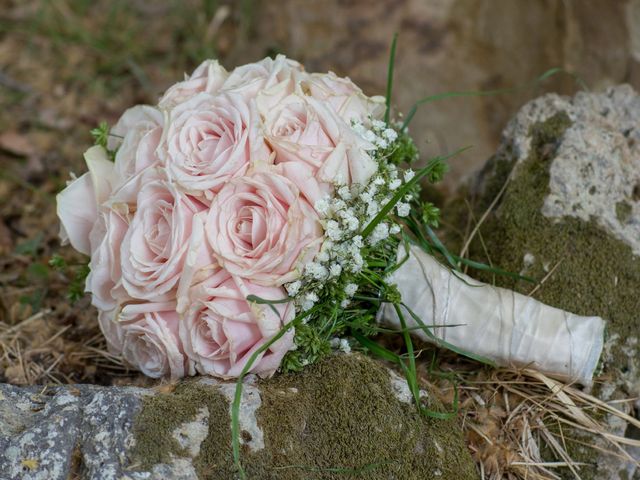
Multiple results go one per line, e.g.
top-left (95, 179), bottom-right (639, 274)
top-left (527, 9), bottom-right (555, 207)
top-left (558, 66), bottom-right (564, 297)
top-left (0, 354), bottom-right (476, 480)
top-left (0, 384), bottom-right (147, 480)
top-left (499, 84), bottom-right (640, 255)
top-left (453, 84), bottom-right (640, 479)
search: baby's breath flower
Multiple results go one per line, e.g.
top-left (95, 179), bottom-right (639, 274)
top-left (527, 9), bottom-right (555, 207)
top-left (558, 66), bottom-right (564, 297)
top-left (383, 128), bottom-right (398, 141)
top-left (396, 202), bottom-right (411, 217)
top-left (344, 283), bottom-right (358, 297)
top-left (368, 222), bottom-right (389, 245)
top-left (375, 138), bottom-right (388, 149)
top-left (305, 262), bottom-right (328, 280)
top-left (390, 224), bottom-right (401, 235)
top-left (337, 186), bottom-right (352, 200)
top-left (346, 216), bottom-right (359, 231)
top-left (315, 197), bottom-right (330, 216)
top-left (301, 292), bottom-right (319, 311)
top-left (360, 190), bottom-right (373, 203)
top-left (366, 200), bottom-right (380, 218)
top-left (326, 220), bottom-right (342, 241)
top-left (339, 338), bottom-right (351, 353)
top-left (373, 176), bottom-right (385, 186)
top-left (349, 252), bottom-right (364, 273)
top-left (352, 122), bottom-right (366, 135)
top-left (404, 168), bottom-right (415, 182)
top-left (329, 263), bottom-right (342, 278)
top-left (316, 251), bottom-right (330, 263)
top-left (372, 119), bottom-right (386, 130)
top-left (389, 179), bottom-right (402, 190)
top-left (286, 280), bottom-right (301, 297)
top-left (340, 299), bottom-right (350, 308)
top-left (363, 130), bottom-right (376, 143)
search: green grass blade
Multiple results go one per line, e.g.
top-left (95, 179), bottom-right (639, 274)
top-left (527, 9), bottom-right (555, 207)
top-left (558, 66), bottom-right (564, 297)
top-left (384, 33), bottom-right (398, 124)
top-left (352, 332), bottom-right (402, 363)
top-left (232, 305), bottom-right (320, 479)
top-left (400, 302), bottom-right (497, 367)
top-left (401, 67), bottom-right (588, 131)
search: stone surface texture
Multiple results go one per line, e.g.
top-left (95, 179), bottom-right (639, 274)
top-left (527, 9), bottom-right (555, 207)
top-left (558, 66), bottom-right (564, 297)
top-left (451, 84), bottom-right (640, 479)
top-left (501, 85), bottom-right (640, 255)
top-left (0, 354), bottom-right (476, 480)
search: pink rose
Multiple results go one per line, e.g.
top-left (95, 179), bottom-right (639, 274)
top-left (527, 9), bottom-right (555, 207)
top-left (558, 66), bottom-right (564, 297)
top-left (301, 71), bottom-right (385, 124)
top-left (118, 302), bottom-right (190, 379)
top-left (86, 208), bottom-right (129, 311)
top-left (108, 105), bottom-right (164, 201)
top-left (159, 59), bottom-right (228, 109)
top-left (56, 146), bottom-right (118, 255)
top-left (163, 92), bottom-right (269, 198)
top-left (120, 181), bottom-right (211, 301)
top-left (260, 93), bottom-right (378, 194)
top-left (97, 308), bottom-right (124, 355)
top-left (181, 273), bottom-right (294, 378)
top-left (221, 54), bottom-right (304, 102)
top-left (206, 171), bottom-right (322, 286)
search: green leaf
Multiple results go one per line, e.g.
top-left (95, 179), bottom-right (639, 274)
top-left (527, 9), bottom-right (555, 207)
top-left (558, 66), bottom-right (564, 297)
top-left (352, 332), bottom-right (402, 363)
top-left (400, 302), bottom-right (497, 367)
top-left (384, 33), bottom-right (398, 124)
top-left (90, 121), bottom-right (110, 149)
top-left (49, 254), bottom-right (67, 270)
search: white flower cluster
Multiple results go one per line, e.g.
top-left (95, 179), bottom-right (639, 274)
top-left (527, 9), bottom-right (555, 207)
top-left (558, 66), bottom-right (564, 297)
top-left (284, 120), bottom-right (418, 320)
top-left (353, 119), bottom-right (398, 151)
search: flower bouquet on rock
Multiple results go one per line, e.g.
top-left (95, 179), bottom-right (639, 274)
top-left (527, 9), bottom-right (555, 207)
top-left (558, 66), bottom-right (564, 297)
top-left (56, 54), bottom-right (605, 404)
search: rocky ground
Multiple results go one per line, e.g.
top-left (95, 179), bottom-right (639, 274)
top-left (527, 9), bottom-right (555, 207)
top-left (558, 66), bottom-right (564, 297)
top-left (0, 354), bottom-right (477, 480)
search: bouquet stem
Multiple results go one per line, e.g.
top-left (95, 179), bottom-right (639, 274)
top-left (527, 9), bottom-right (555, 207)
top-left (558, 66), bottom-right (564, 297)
top-left (378, 245), bottom-right (605, 385)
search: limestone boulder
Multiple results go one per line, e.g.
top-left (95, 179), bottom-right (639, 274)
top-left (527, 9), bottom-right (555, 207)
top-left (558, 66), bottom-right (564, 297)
top-left (446, 84), bottom-right (640, 479)
top-left (0, 354), bottom-right (476, 480)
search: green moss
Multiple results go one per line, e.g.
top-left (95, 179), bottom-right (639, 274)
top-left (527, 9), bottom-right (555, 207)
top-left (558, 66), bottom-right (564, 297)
top-left (131, 354), bottom-right (476, 479)
top-left (255, 353), bottom-right (476, 480)
top-left (442, 111), bottom-right (640, 480)
top-left (615, 200), bottom-right (632, 224)
top-left (132, 380), bottom-right (234, 478)
top-left (445, 112), bottom-right (640, 363)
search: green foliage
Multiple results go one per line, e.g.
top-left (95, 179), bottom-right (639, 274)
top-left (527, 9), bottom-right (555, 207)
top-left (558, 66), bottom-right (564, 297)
top-left (69, 263), bottom-right (90, 302)
top-left (362, 146), bottom-right (467, 238)
top-left (421, 202), bottom-right (440, 228)
top-left (281, 323), bottom-right (331, 372)
top-left (90, 121), bottom-right (110, 148)
top-left (49, 253), bottom-right (67, 270)
top-left (90, 121), bottom-right (117, 161)
top-left (15, 233), bottom-right (44, 257)
top-left (49, 254), bottom-right (90, 302)
top-left (387, 128), bottom-right (419, 165)
top-left (384, 33), bottom-right (398, 124)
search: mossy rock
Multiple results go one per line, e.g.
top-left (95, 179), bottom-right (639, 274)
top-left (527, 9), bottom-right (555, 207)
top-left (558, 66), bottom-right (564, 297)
top-left (130, 353), bottom-right (476, 479)
top-left (442, 85), bottom-right (640, 479)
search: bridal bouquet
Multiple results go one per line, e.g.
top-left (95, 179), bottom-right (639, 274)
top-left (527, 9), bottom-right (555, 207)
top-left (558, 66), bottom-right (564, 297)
top-left (56, 55), bottom-right (605, 395)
